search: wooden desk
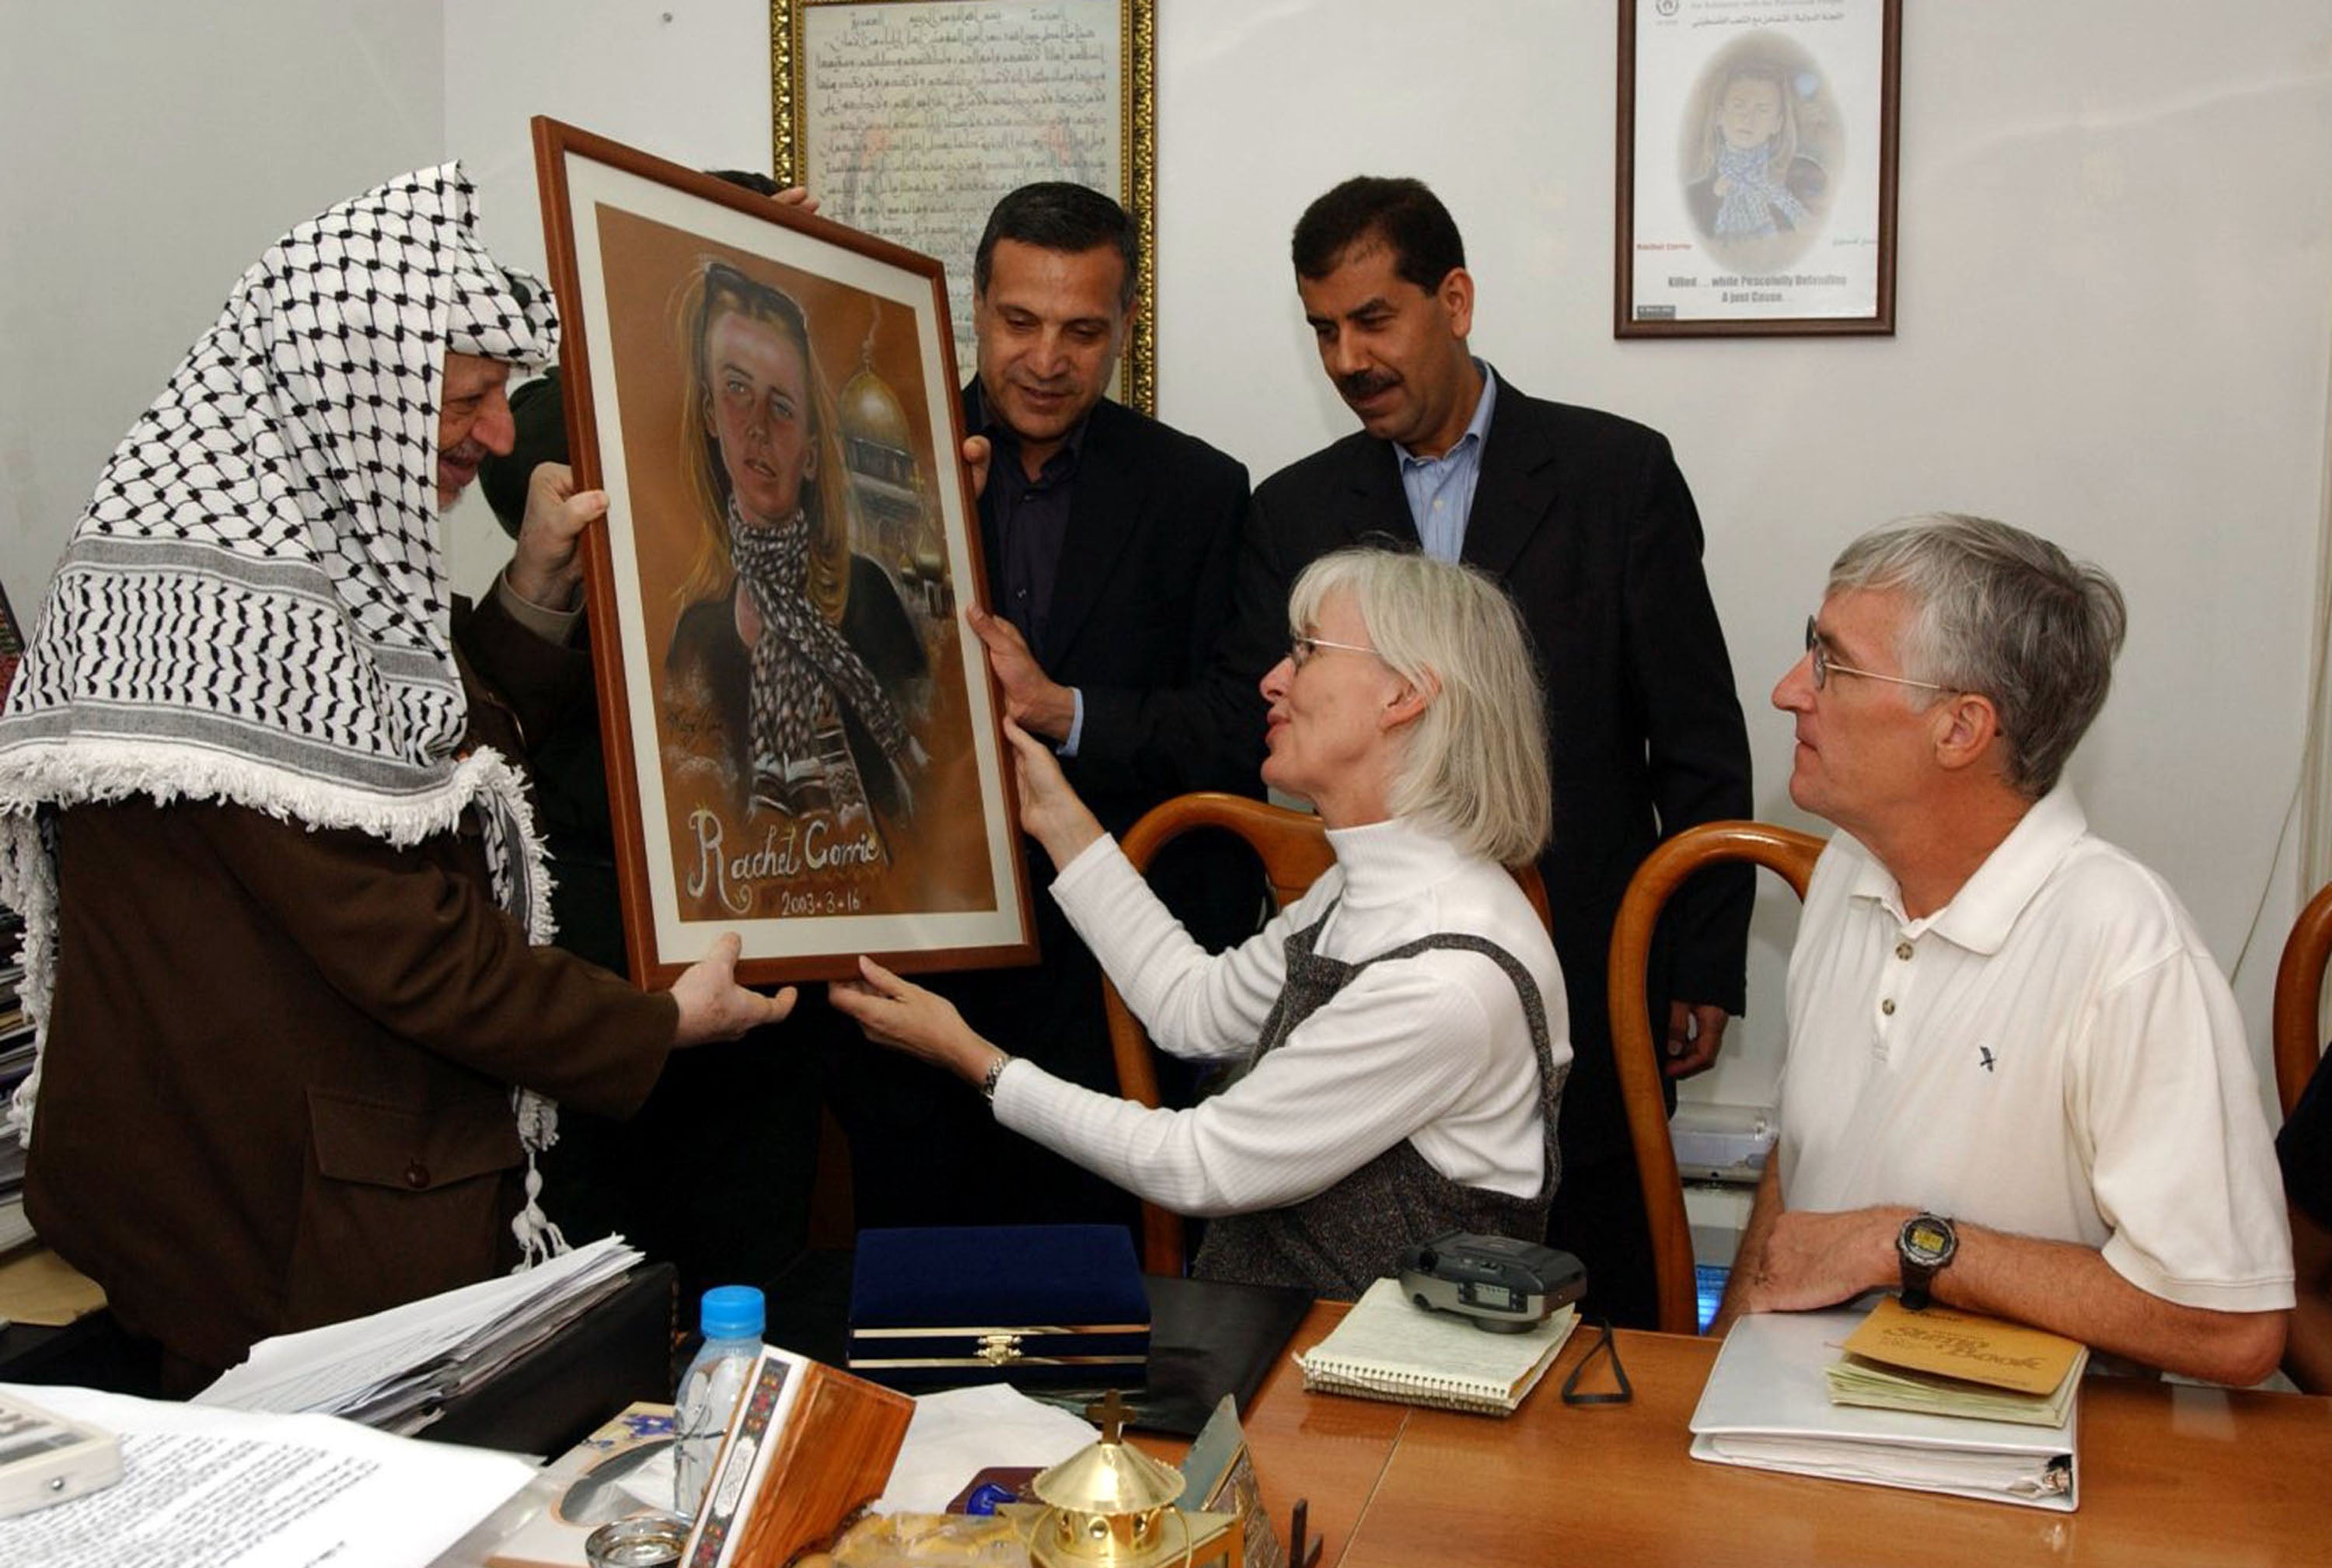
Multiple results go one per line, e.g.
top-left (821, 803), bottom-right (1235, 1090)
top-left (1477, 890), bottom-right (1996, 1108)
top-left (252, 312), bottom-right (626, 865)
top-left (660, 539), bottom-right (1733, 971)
top-left (1242, 1304), bottom-right (2332, 1567)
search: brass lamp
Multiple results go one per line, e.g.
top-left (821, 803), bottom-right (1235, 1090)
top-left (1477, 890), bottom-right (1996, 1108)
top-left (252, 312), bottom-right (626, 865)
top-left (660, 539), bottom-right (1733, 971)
top-left (1005, 1393), bottom-right (1243, 1568)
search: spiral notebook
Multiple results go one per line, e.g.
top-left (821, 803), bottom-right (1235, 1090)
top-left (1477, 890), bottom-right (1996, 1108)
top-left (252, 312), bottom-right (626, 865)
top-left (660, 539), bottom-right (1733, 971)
top-left (1297, 1278), bottom-right (1579, 1416)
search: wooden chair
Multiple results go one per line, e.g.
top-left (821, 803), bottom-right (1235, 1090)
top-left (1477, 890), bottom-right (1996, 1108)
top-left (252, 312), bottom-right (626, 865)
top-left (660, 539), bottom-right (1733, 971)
top-left (1608, 820), bottom-right (1824, 1336)
top-left (2271, 881), bottom-right (2332, 1118)
top-left (1102, 791), bottom-right (1552, 1275)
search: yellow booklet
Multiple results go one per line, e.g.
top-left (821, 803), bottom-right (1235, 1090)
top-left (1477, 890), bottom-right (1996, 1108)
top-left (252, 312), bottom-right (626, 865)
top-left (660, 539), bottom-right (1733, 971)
top-left (1825, 1300), bottom-right (2086, 1428)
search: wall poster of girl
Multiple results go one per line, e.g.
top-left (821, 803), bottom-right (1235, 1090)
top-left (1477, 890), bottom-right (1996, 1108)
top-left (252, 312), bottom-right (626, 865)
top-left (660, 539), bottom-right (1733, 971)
top-left (534, 119), bottom-right (1036, 987)
top-left (1616, 0), bottom-right (1900, 337)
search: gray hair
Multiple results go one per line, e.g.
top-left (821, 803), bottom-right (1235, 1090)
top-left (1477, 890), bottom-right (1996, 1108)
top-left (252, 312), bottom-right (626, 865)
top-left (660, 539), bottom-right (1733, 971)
top-left (1828, 514), bottom-right (2128, 798)
top-left (1286, 548), bottom-right (1551, 865)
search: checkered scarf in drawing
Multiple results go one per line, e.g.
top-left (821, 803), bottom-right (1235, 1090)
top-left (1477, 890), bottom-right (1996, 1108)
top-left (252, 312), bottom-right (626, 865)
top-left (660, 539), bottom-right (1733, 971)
top-left (0, 165), bottom-right (576, 1261)
top-left (727, 501), bottom-right (913, 796)
top-left (1712, 141), bottom-right (1812, 239)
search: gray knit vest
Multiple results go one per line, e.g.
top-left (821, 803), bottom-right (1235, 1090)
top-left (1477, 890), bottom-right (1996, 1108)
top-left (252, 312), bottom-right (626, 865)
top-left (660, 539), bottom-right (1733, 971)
top-left (1192, 901), bottom-right (1566, 1300)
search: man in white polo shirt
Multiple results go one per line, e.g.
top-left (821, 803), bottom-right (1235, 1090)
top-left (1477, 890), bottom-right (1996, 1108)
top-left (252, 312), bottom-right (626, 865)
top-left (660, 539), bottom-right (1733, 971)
top-left (1714, 514), bottom-right (2292, 1384)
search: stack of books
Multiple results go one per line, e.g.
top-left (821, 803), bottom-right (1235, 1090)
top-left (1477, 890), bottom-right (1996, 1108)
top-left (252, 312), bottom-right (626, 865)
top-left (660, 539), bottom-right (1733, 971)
top-left (0, 911), bottom-right (33, 1256)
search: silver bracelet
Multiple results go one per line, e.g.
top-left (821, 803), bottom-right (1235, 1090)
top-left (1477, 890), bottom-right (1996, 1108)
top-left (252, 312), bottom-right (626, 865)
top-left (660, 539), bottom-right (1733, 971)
top-left (979, 1052), bottom-right (1013, 1104)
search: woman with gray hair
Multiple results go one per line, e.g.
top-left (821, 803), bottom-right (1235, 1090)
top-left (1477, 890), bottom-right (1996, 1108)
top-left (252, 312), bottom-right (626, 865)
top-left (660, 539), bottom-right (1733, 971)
top-left (833, 547), bottom-right (1568, 1297)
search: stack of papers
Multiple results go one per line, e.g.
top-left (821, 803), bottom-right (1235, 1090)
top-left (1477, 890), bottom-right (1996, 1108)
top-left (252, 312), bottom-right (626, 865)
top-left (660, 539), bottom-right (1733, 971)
top-left (195, 1235), bottom-right (642, 1432)
top-left (1827, 1299), bottom-right (2087, 1427)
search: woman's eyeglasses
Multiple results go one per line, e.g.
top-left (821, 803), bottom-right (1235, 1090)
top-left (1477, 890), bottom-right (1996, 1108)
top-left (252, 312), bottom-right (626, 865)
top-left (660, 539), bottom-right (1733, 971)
top-left (1289, 635), bottom-right (1383, 669)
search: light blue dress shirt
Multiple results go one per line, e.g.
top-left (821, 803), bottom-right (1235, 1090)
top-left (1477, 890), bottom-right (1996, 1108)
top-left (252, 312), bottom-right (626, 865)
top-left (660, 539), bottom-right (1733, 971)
top-left (1397, 361), bottom-right (1497, 563)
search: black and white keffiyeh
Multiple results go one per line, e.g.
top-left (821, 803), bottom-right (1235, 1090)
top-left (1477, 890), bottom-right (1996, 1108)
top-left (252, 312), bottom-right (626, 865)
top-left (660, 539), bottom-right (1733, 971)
top-left (0, 164), bottom-right (572, 1258)
top-left (729, 503), bottom-right (913, 810)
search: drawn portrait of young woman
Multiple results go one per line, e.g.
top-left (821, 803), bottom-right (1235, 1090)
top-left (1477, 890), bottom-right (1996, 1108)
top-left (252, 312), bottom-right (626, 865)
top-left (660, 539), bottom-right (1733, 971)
top-left (662, 261), bottom-right (928, 833)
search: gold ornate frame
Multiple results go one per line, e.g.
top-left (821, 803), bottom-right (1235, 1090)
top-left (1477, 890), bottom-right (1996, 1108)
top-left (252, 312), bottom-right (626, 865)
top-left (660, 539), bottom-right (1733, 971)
top-left (771, 0), bottom-right (1157, 413)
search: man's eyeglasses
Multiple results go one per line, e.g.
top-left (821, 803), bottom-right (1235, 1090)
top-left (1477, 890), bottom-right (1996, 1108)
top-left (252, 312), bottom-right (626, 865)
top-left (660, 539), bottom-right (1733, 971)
top-left (1288, 635), bottom-right (1383, 670)
top-left (1803, 616), bottom-right (1952, 694)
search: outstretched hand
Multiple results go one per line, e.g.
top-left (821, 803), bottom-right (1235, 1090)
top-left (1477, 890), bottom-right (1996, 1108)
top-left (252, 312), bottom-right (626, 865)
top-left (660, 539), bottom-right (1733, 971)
top-left (829, 955), bottom-right (995, 1084)
top-left (506, 461), bottom-right (607, 610)
top-left (670, 933), bottom-right (797, 1046)
top-left (968, 605), bottom-right (1077, 741)
top-left (1000, 716), bottom-right (1104, 869)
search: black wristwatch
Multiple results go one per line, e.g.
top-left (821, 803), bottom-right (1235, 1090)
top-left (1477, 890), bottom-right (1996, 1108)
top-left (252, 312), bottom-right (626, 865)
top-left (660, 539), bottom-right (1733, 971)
top-left (1897, 1212), bottom-right (1957, 1311)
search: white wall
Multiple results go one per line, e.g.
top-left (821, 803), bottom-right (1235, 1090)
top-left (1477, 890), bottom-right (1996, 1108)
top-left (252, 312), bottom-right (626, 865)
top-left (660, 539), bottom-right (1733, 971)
top-left (0, 0), bottom-right (446, 613)
top-left (1145, 2), bottom-right (2332, 1119)
top-left (7, 2), bottom-right (2328, 1116)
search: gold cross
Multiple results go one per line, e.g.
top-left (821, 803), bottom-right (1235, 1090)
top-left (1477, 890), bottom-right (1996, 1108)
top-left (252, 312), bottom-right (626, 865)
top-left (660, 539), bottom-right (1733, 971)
top-left (1084, 1388), bottom-right (1132, 1443)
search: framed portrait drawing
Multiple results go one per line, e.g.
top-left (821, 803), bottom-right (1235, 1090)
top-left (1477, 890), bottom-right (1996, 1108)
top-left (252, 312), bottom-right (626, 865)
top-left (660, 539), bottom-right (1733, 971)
top-left (770, 0), bottom-right (1157, 411)
top-left (532, 118), bottom-right (1037, 988)
top-left (1615, 0), bottom-right (1901, 337)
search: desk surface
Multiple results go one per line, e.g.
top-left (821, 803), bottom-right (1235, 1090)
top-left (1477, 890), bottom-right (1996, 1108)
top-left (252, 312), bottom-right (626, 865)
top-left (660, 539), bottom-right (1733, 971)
top-left (1236, 1304), bottom-right (2332, 1568)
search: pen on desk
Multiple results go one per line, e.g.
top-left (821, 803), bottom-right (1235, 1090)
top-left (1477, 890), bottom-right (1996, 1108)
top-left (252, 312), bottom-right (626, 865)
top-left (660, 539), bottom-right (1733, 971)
top-left (1290, 1499), bottom-right (1322, 1568)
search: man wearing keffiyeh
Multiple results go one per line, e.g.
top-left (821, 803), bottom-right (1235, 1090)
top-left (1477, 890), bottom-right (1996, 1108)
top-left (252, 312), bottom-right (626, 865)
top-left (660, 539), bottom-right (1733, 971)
top-left (0, 166), bottom-right (792, 1388)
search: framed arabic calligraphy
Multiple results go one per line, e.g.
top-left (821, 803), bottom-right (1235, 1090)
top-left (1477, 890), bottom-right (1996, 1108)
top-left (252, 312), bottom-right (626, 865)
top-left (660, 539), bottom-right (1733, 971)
top-left (532, 118), bottom-right (1038, 987)
top-left (771, 0), bottom-right (1157, 410)
top-left (1617, 0), bottom-right (1901, 337)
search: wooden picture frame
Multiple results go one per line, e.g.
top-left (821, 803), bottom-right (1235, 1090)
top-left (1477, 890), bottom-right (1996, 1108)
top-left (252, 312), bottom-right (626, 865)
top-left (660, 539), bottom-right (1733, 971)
top-left (1616, 0), bottom-right (1901, 337)
top-left (532, 118), bottom-right (1038, 988)
top-left (770, 0), bottom-right (1157, 412)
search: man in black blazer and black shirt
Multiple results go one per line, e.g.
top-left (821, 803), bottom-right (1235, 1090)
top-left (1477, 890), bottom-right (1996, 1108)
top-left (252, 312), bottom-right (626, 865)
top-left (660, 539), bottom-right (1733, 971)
top-left (829, 183), bottom-right (1264, 1231)
top-left (1241, 176), bottom-right (1755, 1327)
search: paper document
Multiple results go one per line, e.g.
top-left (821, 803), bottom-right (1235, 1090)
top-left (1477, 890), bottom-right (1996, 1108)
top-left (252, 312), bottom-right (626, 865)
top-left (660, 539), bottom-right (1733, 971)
top-left (1839, 1299), bottom-right (2084, 1395)
top-left (1828, 1299), bottom-right (2087, 1426)
top-left (0, 1381), bottom-right (531, 1568)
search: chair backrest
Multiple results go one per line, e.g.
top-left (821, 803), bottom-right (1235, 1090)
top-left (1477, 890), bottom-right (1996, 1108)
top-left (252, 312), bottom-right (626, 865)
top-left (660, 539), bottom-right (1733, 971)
top-left (2272, 881), bottom-right (2332, 1118)
top-left (1102, 791), bottom-right (1552, 1275)
top-left (1608, 819), bottom-right (1824, 1336)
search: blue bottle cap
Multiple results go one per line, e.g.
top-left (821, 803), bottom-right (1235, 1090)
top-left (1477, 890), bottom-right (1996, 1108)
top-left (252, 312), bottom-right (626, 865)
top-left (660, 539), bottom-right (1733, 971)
top-left (698, 1284), bottom-right (766, 1339)
top-left (962, 1482), bottom-right (1018, 1517)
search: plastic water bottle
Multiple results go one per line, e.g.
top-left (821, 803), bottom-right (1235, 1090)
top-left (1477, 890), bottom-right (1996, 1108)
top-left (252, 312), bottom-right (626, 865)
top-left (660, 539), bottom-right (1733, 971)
top-left (672, 1284), bottom-right (766, 1521)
